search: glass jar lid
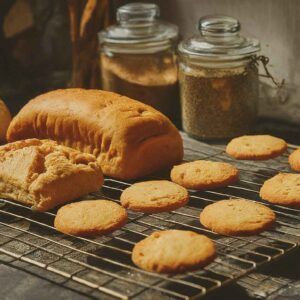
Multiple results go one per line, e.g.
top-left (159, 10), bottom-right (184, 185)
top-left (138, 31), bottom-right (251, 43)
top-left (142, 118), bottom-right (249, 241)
top-left (178, 15), bottom-right (260, 62)
top-left (99, 3), bottom-right (178, 53)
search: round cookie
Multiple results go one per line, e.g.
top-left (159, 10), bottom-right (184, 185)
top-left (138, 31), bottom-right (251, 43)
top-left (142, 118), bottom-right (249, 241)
top-left (54, 200), bottom-right (128, 236)
top-left (132, 230), bottom-right (215, 273)
top-left (200, 199), bottom-right (275, 235)
top-left (120, 180), bottom-right (189, 213)
top-left (260, 173), bottom-right (300, 206)
top-left (289, 149), bottom-right (300, 172)
top-left (226, 135), bottom-right (287, 160)
top-left (170, 160), bottom-right (239, 190)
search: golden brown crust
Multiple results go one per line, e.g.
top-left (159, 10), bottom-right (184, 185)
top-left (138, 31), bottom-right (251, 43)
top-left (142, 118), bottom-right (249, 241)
top-left (120, 180), bottom-right (189, 213)
top-left (132, 230), bottom-right (216, 273)
top-left (0, 100), bottom-right (11, 142)
top-left (0, 139), bottom-right (103, 211)
top-left (226, 135), bottom-right (287, 160)
top-left (170, 160), bottom-right (239, 190)
top-left (200, 199), bottom-right (276, 235)
top-left (7, 88), bottom-right (183, 180)
top-left (260, 173), bottom-right (300, 206)
top-left (289, 149), bottom-right (300, 172)
top-left (54, 200), bottom-right (128, 236)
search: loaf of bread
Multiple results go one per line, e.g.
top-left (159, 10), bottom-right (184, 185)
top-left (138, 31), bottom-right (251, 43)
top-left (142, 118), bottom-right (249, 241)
top-left (0, 139), bottom-right (103, 211)
top-left (7, 89), bottom-right (183, 180)
top-left (0, 99), bottom-right (11, 142)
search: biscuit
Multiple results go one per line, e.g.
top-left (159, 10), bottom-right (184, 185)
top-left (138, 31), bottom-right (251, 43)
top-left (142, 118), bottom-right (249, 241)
top-left (260, 173), bottom-right (300, 206)
top-left (132, 230), bottom-right (215, 273)
top-left (289, 149), bottom-right (300, 172)
top-left (54, 200), bottom-right (128, 236)
top-left (226, 135), bottom-right (287, 160)
top-left (120, 180), bottom-right (189, 213)
top-left (200, 199), bottom-right (275, 235)
top-left (170, 160), bottom-right (239, 190)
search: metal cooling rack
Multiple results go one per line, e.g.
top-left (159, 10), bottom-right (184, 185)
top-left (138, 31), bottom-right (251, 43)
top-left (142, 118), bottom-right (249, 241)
top-left (0, 132), bottom-right (299, 300)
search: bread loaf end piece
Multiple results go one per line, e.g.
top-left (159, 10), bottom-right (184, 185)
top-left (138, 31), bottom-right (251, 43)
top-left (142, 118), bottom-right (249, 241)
top-left (7, 89), bottom-right (183, 180)
top-left (0, 139), bottom-right (104, 211)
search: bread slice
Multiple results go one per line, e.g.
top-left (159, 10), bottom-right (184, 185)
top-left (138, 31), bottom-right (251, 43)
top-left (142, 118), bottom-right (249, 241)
top-left (0, 139), bottom-right (103, 211)
top-left (6, 88), bottom-right (183, 180)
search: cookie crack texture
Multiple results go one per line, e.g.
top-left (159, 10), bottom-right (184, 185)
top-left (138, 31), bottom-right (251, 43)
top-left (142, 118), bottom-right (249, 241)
top-left (120, 180), bottom-right (189, 213)
top-left (260, 173), bottom-right (300, 206)
top-left (132, 230), bottom-right (216, 273)
top-left (289, 148), bottom-right (300, 171)
top-left (171, 160), bottom-right (239, 190)
top-left (200, 199), bottom-right (276, 235)
top-left (54, 200), bottom-right (128, 236)
top-left (226, 135), bottom-right (287, 160)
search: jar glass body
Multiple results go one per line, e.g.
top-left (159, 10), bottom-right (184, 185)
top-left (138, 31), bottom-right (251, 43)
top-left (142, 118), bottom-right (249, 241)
top-left (100, 46), bottom-right (180, 125)
top-left (178, 57), bottom-right (259, 140)
top-left (98, 3), bottom-right (180, 126)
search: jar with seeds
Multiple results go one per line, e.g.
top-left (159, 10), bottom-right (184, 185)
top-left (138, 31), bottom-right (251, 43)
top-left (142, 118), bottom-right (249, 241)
top-left (178, 15), bottom-right (260, 139)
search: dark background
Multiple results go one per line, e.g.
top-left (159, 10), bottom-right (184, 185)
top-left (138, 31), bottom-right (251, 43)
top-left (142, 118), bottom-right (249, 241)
top-left (1, 0), bottom-right (300, 141)
top-left (0, 0), bottom-right (71, 115)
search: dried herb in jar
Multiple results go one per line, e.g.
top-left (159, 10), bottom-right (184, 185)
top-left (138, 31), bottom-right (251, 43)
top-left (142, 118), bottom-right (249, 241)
top-left (179, 66), bottom-right (258, 139)
top-left (178, 15), bottom-right (262, 139)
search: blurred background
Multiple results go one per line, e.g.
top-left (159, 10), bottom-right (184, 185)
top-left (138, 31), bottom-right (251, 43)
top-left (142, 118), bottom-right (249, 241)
top-left (0, 0), bottom-right (299, 137)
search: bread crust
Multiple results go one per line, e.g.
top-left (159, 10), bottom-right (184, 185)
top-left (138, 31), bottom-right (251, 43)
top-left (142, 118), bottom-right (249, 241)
top-left (7, 89), bottom-right (183, 180)
top-left (0, 99), bottom-right (11, 142)
top-left (0, 139), bottom-right (104, 211)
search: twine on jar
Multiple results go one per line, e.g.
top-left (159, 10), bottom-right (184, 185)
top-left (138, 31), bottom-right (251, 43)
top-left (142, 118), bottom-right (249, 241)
top-left (249, 55), bottom-right (285, 89)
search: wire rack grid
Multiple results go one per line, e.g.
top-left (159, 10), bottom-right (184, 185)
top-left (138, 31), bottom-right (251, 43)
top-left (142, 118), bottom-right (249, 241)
top-left (0, 133), bottom-right (299, 300)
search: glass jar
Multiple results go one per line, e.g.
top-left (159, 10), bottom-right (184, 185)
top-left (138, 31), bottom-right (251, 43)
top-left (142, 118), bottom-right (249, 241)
top-left (98, 3), bottom-right (180, 126)
top-left (178, 15), bottom-right (261, 139)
